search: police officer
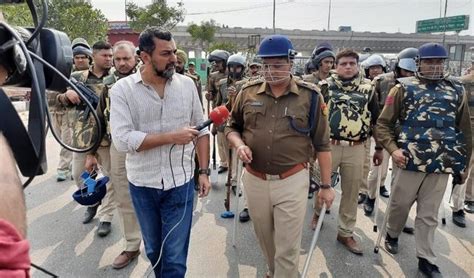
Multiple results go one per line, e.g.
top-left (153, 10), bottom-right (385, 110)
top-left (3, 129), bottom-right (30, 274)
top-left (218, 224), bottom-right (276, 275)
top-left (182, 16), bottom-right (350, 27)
top-left (57, 41), bottom-right (113, 224)
top-left (83, 40), bottom-right (142, 268)
top-left (71, 38), bottom-right (92, 71)
top-left (312, 49), bottom-right (382, 255)
top-left (450, 63), bottom-right (474, 227)
top-left (206, 49), bottom-right (230, 174)
top-left (214, 54), bottom-right (251, 222)
top-left (376, 43), bottom-right (472, 277)
top-left (226, 35), bottom-right (335, 278)
top-left (363, 48), bottom-right (418, 216)
top-left (248, 57), bottom-right (262, 79)
top-left (303, 43), bottom-right (336, 199)
top-left (357, 54), bottom-right (387, 205)
top-left (362, 54), bottom-right (386, 80)
top-left (303, 42), bottom-right (335, 84)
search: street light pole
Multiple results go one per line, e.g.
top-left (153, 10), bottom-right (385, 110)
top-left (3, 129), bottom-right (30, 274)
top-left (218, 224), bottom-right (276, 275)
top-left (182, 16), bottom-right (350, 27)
top-left (327, 0), bottom-right (332, 31)
top-left (442, 0), bottom-right (448, 46)
top-left (273, 0), bottom-right (276, 34)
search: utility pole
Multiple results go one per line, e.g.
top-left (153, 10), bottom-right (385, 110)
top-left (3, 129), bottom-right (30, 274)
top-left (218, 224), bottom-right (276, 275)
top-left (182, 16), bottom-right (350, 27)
top-left (273, 0), bottom-right (276, 34)
top-left (327, 0), bottom-right (332, 31)
top-left (442, 0), bottom-right (448, 46)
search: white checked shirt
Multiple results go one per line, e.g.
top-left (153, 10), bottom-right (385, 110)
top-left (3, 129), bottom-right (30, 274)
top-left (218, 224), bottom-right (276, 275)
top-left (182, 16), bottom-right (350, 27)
top-left (110, 70), bottom-right (208, 190)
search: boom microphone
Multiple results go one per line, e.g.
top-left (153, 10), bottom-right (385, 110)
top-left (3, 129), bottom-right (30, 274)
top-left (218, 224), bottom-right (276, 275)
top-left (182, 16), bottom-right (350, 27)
top-left (195, 105), bottom-right (230, 131)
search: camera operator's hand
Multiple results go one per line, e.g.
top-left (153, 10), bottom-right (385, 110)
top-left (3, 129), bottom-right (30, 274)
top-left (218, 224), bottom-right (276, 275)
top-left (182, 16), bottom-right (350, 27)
top-left (65, 89), bottom-right (81, 105)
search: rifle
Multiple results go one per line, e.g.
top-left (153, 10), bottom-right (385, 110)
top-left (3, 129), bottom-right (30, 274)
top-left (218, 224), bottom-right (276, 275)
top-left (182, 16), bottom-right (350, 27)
top-left (70, 77), bottom-right (99, 123)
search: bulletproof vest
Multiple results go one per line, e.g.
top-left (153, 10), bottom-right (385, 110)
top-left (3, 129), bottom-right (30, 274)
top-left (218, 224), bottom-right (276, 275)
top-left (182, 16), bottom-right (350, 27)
top-left (374, 72), bottom-right (396, 108)
top-left (397, 77), bottom-right (466, 174)
top-left (324, 75), bottom-right (373, 141)
top-left (69, 69), bottom-right (109, 149)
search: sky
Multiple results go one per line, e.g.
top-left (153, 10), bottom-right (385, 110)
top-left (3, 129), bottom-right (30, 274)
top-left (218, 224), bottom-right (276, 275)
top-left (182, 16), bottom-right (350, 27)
top-left (91, 0), bottom-right (474, 36)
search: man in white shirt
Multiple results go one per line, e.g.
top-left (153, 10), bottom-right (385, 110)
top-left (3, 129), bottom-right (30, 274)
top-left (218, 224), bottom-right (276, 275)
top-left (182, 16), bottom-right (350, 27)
top-left (110, 27), bottom-right (210, 277)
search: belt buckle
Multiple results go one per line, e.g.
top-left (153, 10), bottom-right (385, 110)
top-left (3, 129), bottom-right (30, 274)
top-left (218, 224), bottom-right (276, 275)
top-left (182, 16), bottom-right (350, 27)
top-left (340, 140), bottom-right (350, 147)
top-left (265, 174), bottom-right (280, 181)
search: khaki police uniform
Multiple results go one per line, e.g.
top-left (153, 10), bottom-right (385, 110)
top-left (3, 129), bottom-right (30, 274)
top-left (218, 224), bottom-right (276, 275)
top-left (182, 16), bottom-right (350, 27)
top-left (365, 72), bottom-right (398, 199)
top-left (376, 76), bottom-right (472, 264)
top-left (451, 73), bottom-right (474, 211)
top-left (225, 77), bottom-right (330, 278)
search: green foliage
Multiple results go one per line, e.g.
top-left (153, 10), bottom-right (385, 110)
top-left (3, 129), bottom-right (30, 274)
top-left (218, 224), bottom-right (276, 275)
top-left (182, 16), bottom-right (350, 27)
top-left (187, 19), bottom-right (218, 49)
top-left (0, 0), bottom-right (108, 44)
top-left (209, 41), bottom-right (239, 54)
top-left (126, 0), bottom-right (185, 31)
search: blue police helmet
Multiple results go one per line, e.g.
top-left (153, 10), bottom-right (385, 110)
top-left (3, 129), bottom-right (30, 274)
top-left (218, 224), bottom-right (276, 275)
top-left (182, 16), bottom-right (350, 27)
top-left (73, 176), bottom-right (109, 206)
top-left (257, 35), bottom-right (297, 59)
top-left (418, 43), bottom-right (448, 59)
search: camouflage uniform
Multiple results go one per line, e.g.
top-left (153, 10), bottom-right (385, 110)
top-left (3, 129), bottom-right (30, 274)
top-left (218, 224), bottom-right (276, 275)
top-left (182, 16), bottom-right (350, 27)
top-left (450, 73), bottom-right (474, 212)
top-left (314, 72), bottom-right (379, 239)
top-left (58, 67), bottom-right (112, 198)
top-left (376, 75), bottom-right (472, 264)
top-left (85, 69), bottom-right (142, 252)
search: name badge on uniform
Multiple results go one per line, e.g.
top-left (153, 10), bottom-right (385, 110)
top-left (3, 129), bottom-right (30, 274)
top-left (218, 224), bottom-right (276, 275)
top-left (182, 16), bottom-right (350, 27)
top-left (250, 101), bottom-right (264, 107)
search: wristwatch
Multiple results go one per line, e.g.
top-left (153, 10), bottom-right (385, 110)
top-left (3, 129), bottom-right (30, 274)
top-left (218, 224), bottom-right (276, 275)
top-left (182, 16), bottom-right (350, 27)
top-left (198, 168), bottom-right (211, 176)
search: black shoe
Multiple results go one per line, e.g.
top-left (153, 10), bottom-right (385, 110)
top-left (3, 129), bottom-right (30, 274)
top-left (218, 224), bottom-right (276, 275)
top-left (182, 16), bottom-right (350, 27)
top-left (379, 186), bottom-right (390, 198)
top-left (418, 257), bottom-right (442, 278)
top-left (97, 221), bottom-right (112, 237)
top-left (464, 201), bottom-right (474, 214)
top-left (452, 210), bottom-right (466, 228)
top-left (308, 191), bottom-right (314, 199)
top-left (218, 166), bottom-right (228, 174)
top-left (83, 204), bottom-right (99, 224)
top-left (402, 226), bottom-right (415, 234)
top-left (364, 197), bottom-right (375, 216)
top-left (384, 233), bottom-right (398, 254)
top-left (239, 208), bottom-right (250, 222)
top-left (358, 193), bottom-right (367, 204)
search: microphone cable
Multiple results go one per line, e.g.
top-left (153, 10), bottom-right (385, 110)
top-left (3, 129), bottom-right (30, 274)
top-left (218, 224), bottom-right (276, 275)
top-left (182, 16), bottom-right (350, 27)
top-left (145, 141), bottom-right (197, 277)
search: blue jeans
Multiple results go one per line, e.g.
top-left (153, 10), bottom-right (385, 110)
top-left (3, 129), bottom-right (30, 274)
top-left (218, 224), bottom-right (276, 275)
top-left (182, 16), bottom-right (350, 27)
top-left (129, 181), bottom-right (194, 278)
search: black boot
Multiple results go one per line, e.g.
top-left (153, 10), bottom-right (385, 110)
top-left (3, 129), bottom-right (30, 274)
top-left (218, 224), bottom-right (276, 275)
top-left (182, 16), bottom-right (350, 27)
top-left (97, 221), bottom-right (112, 237)
top-left (239, 208), bottom-right (250, 222)
top-left (464, 200), bottom-right (474, 214)
top-left (364, 197), bottom-right (375, 216)
top-left (418, 258), bottom-right (442, 278)
top-left (452, 210), bottom-right (466, 228)
top-left (384, 233), bottom-right (398, 254)
top-left (358, 193), bottom-right (367, 204)
top-left (83, 204), bottom-right (99, 224)
top-left (380, 186), bottom-right (390, 198)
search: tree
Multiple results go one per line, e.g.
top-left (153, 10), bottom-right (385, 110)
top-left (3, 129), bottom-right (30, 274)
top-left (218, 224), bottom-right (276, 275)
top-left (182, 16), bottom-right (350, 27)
top-left (208, 41), bottom-right (239, 54)
top-left (187, 20), bottom-right (218, 54)
top-left (126, 0), bottom-right (185, 31)
top-left (0, 4), bottom-right (33, 26)
top-left (0, 0), bottom-right (109, 44)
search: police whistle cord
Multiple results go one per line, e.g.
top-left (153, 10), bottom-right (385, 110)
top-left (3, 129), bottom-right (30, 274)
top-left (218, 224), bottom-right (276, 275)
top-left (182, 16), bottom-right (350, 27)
top-left (145, 142), bottom-right (196, 277)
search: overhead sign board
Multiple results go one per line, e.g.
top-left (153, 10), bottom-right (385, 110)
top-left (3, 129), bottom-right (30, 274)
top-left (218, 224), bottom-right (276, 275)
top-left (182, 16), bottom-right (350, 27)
top-left (416, 15), bottom-right (469, 33)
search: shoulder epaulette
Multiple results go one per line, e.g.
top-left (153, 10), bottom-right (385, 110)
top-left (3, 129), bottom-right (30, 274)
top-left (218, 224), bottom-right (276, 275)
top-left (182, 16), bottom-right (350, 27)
top-left (235, 78), bottom-right (249, 86)
top-left (70, 70), bottom-right (89, 82)
top-left (241, 78), bottom-right (264, 90)
top-left (296, 79), bottom-right (321, 93)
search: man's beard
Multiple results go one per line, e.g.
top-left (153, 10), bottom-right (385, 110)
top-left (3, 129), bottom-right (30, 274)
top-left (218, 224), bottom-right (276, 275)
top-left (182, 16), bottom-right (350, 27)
top-left (152, 62), bottom-right (175, 79)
